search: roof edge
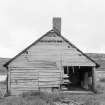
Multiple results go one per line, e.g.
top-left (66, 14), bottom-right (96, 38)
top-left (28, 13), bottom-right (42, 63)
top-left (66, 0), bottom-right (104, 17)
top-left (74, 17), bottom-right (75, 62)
top-left (4, 29), bottom-right (100, 68)
top-left (53, 31), bottom-right (100, 68)
top-left (4, 29), bottom-right (54, 67)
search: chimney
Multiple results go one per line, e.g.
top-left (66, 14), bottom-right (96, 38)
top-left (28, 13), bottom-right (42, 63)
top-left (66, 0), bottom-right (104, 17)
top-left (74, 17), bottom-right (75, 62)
top-left (53, 17), bottom-right (61, 33)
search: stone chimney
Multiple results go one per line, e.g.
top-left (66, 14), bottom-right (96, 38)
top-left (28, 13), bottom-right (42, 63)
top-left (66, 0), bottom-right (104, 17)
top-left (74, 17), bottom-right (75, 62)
top-left (53, 17), bottom-right (61, 33)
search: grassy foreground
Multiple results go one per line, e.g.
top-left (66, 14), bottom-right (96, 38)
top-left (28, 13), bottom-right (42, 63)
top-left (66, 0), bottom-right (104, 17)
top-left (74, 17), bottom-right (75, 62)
top-left (0, 91), bottom-right (104, 105)
top-left (0, 82), bottom-right (105, 105)
top-left (0, 91), bottom-right (65, 105)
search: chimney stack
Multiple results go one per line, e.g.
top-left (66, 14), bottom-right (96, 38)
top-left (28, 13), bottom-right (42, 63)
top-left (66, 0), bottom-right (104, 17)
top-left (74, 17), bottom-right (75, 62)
top-left (53, 17), bottom-right (61, 33)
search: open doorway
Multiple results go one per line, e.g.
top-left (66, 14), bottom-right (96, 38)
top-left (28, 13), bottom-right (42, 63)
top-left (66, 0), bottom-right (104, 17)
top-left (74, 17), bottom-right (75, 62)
top-left (61, 66), bottom-right (93, 91)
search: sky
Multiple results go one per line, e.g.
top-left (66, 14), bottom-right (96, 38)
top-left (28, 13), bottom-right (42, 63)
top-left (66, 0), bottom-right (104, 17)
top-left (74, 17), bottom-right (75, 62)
top-left (0, 0), bottom-right (105, 58)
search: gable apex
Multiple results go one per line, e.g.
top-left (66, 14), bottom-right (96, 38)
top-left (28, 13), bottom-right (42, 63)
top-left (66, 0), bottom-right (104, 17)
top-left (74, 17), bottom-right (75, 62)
top-left (4, 29), bottom-right (99, 67)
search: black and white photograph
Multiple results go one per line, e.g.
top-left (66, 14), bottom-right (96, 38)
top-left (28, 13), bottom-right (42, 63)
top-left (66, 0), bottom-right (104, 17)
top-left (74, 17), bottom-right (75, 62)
top-left (0, 0), bottom-right (104, 105)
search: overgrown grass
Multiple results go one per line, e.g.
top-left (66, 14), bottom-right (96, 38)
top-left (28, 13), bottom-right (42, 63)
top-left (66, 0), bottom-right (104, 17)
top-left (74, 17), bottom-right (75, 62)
top-left (83, 99), bottom-right (100, 105)
top-left (21, 91), bottom-right (64, 103)
top-left (0, 91), bottom-right (65, 105)
top-left (94, 83), bottom-right (105, 94)
top-left (0, 88), bottom-right (105, 105)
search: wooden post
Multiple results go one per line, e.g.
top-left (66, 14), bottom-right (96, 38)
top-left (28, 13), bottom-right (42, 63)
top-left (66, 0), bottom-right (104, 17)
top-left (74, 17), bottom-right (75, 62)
top-left (59, 47), bottom-right (63, 90)
top-left (92, 67), bottom-right (96, 92)
top-left (7, 67), bottom-right (11, 95)
top-left (83, 72), bottom-right (89, 90)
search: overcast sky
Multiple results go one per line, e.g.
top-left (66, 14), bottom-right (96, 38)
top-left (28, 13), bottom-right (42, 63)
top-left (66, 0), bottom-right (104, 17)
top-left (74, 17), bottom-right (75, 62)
top-left (0, 0), bottom-right (105, 58)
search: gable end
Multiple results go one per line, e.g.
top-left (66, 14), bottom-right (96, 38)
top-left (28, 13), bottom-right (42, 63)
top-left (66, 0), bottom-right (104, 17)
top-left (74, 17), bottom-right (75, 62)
top-left (4, 29), bottom-right (99, 68)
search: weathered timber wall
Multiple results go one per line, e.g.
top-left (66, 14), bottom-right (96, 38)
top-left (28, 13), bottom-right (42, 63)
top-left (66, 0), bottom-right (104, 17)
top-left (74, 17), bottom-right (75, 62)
top-left (8, 32), bottom-right (95, 95)
top-left (9, 64), bottom-right (61, 95)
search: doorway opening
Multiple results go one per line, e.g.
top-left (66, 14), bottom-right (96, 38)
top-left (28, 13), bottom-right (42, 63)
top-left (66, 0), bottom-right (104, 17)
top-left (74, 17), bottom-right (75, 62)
top-left (61, 66), bottom-right (93, 91)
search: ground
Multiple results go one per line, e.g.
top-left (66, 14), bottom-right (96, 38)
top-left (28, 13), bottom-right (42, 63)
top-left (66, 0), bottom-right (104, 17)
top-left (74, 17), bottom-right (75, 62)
top-left (0, 81), bottom-right (105, 105)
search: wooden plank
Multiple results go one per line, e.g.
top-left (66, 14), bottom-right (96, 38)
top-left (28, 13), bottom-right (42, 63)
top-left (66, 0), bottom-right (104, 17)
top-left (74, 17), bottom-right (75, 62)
top-left (11, 79), bottom-right (38, 82)
top-left (39, 81), bottom-right (60, 85)
top-left (28, 56), bottom-right (59, 61)
top-left (39, 84), bottom-right (59, 87)
top-left (10, 79), bottom-right (38, 83)
top-left (39, 72), bottom-right (60, 75)
top-left (39, 75), bottom-right (60, 78)
top-left (11, 76), bottom-right (38, 79)
top-left (10, 66), bottom-right (58, 69)
top-left (92, 67), bottom-right (96, 91)
top-left (62, 61), bottom-right (95, 66)
top-left (36, 43), bottom-right (68, 47)
top-left (39, 78), bottom-right (60, 81)
top-left (11, 85), bottom-right (38, 88)
top-left (11, 80), bottom-right (38, 83)
top-left (10, 69), bottom-right (59, 72)
top-left (11, 83), bottom-right (38, 88)
top-left (11, 73), bottom-right (38, 76)
top-left (11, 74), bottom-right (58, 78)
top-left (29, 50), bottom-right (79, 55)
top-left (11, 75), bottom-right (37, 78)
top-left (11, 86), bottom-right (38, 89)
top-left (11, 88), bottom-right (38, 90)
top-left (8, 68), bottom-right (11, 93)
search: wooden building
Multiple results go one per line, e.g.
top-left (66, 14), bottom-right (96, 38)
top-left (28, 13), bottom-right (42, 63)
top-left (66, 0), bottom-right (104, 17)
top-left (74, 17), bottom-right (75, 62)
top-left (4, 18), bottom-right (99, 95)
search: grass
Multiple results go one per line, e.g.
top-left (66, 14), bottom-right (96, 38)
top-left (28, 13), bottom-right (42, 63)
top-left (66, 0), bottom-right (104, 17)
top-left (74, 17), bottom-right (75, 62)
top-left (0, 91), bottom-right (104, 105)
top-left (0, 91), bottom-right (65, 105)
top-left (0, 82), bottom-right (105, 105)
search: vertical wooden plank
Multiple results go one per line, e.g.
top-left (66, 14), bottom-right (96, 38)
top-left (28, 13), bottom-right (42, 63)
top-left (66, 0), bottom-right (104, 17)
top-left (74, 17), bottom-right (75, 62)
top-left (38, 71), bottom-right (40, 91)
top-left (58, 48), bottom-right (63, 89)
top-left (92, 67), bottom-right (96, 92)
top-left (83, 72), bottom-right (89, 90)
top-left (7, 67), bottom-right (11, 94)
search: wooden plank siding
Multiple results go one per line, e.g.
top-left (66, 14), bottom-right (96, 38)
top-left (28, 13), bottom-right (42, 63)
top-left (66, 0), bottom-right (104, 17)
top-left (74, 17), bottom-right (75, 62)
top-left (9, 65), bottom-right (61, 95)
top-left (7, 31), bottom-right (96, 95)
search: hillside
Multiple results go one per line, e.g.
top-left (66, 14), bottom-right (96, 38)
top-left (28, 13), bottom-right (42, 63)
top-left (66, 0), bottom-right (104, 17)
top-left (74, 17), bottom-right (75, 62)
top-left (86, 53), bottom-right (105, 71)
top-left (0, 58), bottom-right (10, 74)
